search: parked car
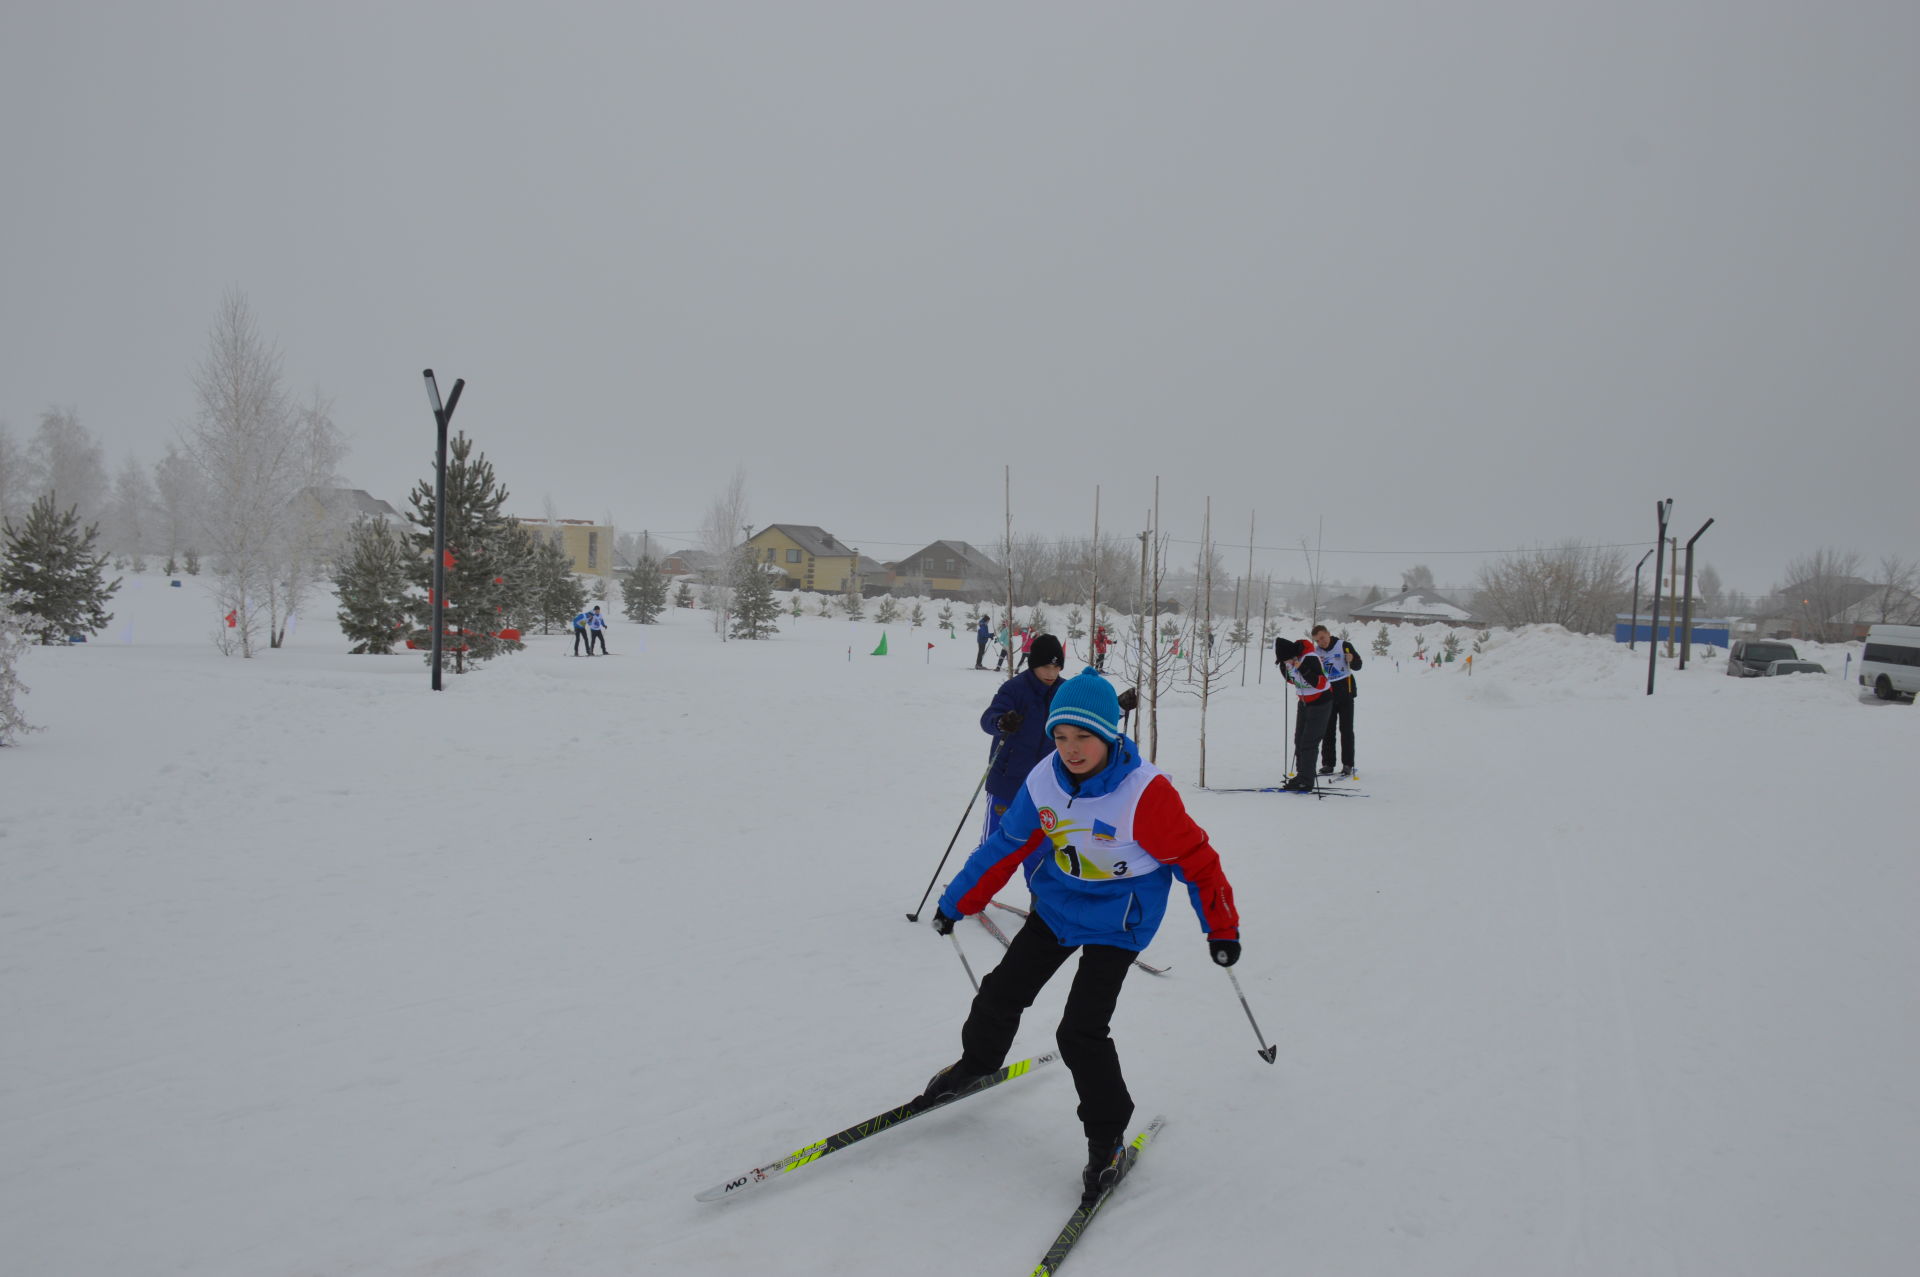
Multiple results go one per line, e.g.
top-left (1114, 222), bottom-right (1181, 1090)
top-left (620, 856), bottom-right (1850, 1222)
top-left (1726, 639), bottom-right (1798, 677)
top-left (1859, 623), bottom-right (1920, 701)
top-left (1763, 660), bottom-right (1825, 676)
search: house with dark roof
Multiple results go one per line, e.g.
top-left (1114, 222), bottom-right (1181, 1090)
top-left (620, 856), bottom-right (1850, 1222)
top-left (1348, 588), bottom-right (1483, 629)
top-left (743, 524), bottom-right (862, 593)
top-left (887, 540), bottom-right (1003, 599)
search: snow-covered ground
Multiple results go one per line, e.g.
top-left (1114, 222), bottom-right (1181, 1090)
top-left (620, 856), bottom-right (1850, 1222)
top-left (4, 578), bottom-right (1914, 1276)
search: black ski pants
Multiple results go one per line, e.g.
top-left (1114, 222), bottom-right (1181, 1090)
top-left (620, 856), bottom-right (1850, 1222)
top-left (589, 629), bottom-right (608, 654)
top-left (957, 910), bottom-right (1135, 1147)
top-left (1319, 682), bottom-right (1356, 769)
top-left (573, 625), bottom-right (589, 655)
top-left (1293, 695), bottom-right (1333, 782)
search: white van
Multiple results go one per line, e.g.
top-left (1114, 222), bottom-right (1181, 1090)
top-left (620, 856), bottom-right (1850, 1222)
top-left (1859, 624), bottom-right (1920, 701)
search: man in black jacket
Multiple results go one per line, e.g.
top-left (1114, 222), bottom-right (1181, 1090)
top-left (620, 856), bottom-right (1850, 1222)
top-left (1312, 624), bottom-right (1362, 777)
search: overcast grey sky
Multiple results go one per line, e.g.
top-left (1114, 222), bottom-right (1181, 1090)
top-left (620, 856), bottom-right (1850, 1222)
top-left (4, 0), bottom-right (1915, 595)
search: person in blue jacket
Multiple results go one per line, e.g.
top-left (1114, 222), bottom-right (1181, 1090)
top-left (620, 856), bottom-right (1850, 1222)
top-left (974, 615), bottom-right (992, 669)
top-left (572, 609), bottom-right (592, 656)
top-left (978, 633), bottom-right (1066, 838)
top-left (918, 667), bottom-right (1243, 1203)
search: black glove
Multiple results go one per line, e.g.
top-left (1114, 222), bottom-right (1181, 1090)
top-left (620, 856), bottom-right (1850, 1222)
top-left (1116, 687), bottom-right (1138, 713)
top-left (1210, 940), bottom-right (1242, 967)
top-left (932, 910), bottom-right (959, 936)
top-left (996, 711), bottom-right (1023, 733)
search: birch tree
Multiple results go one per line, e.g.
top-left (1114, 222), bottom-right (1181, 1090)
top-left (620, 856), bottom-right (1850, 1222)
top-left (181, 292), bottom-right (342, 655)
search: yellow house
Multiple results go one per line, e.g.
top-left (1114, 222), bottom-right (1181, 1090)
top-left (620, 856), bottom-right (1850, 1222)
top-left (513, 517), bottom-right (614, 578)
top-left (744, 524), bottom-right (860, 593)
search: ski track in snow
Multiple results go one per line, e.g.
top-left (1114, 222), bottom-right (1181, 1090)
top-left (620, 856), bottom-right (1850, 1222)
top-left (3, 583), bottom-right (1915, 1276)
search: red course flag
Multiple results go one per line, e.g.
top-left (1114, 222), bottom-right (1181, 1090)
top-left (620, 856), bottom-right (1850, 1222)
top-left (443, 549), bottom-right (456, 568)
top-left (224, 610), bottom-right (237, 627)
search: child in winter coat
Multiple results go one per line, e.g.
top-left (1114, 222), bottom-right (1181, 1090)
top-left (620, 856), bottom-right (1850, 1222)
top-left (977, 634), bottom-right (1067, 837)
top-left (921, 668), bottom-right (1242, 1203)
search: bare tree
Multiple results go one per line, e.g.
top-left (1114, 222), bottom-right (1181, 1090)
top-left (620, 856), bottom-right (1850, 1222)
top-left (27, 407), bottom-right (109, 527)
top-left (152, 444), bottom-right (205, 564)
top-left (105, 457), bottom-right (159, 562)
top-left (1472, 541), bottom-right (1629, 634)
top-left (1780, 547), bottom-right (1865, 642)
top-left (181, 291), bottom-right (341, 656)
top-left (1402, 564), bottom-right (1436, 593)
top-left (1870, 553), bottom-right (1920, 625)
top-left (699, 466), bottom-right (749, 638)
top-left (0, 422), bottom-right (29, 527)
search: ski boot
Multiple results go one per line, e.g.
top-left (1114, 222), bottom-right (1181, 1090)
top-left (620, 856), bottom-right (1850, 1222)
top-left (910, 1060), bottom-right (986, 1112)
top-left (1081, 1135), bottom-right (1127, 1204)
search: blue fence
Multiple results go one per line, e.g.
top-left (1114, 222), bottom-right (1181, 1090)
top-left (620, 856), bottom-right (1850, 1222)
top-left (1613, 616), bottom-right (1731, 647)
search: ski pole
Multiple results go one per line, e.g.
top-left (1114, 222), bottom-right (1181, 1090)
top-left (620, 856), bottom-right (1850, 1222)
top-left (906, 733), bottom-right (1009, 921)
top-left (1225, 966), bottom-right (1278, 1064)
top-left (950, 930), bottom-right (980, 993)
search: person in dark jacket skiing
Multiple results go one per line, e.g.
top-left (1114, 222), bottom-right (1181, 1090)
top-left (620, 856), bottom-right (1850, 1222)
top-left (1276, 636), bottom-right (1331, 791)
top-left (975, 615), bottom-right (992, 669)
top-left (978, 633), bottom-right (1067, 837)
top-left (1311, 624), bottom-right (1361, 776)
top-left (920, 668), bottom-right (1242, 1202)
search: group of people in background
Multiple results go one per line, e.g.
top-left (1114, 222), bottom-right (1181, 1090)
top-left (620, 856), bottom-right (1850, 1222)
top-left (1275, 623), bottom-right (1361, 792)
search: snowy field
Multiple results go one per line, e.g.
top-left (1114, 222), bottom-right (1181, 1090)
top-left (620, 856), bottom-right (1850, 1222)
top-left (4, 577), bottom-right (1915, 1277)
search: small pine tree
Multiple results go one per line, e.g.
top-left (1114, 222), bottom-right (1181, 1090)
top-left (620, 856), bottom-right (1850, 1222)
top-left (875, 595), bottom-right (899, 624)
top-left (675, 580), bottom-right (696, 609)
top-left (839, 585), bottom-right (864, 620)
top-left (184, 548), bottom-right (201, 574)
top-left (1, 591), bottom-right (41, 744)
top-left (1441, 631), bottom-right (1462, 662)
top-left (816, 594), bottom-right (832, 617)
top-left (908, 602), bottom-right (925, 628)
top-left (622, 556), bottom-right (669, 623)
top-left (937, 602), bottom-right (954, 630)
top-left (1227, 618), bottom-right (1251, 646)
top-left (729, 552), bottom-right (781, 639)
top-left (165, 554), bottom-right (179, 577)
top-left (1372, 625), bottom-right (1392, 657)
top-left (1030, 604), bottom-right (1049, 635)
top-left (1473, 629), bottom-right (1487, 654)
top-left (402, 432), bottom-right (525, 673)
top-left (1412, 632), bottom-right (1429, 661)
top-left (333, 516), bottom-right (412, 654)
top-left (788, 593), bottom-right (804, 619)
top-left (1066, 606), bottom-right (1085, 641)
top-left (0, 493), bottom-right (122, 645)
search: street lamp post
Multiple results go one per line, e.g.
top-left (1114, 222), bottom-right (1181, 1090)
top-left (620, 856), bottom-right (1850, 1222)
top-left (1630, 547), bottom-right (1655, 652)
top-left (1678, 518), bottom-right (1716, 669)
top-left (1647, 499), bottom-right (1673, 695)
top-left (423, 369), bottom-right (465, 692)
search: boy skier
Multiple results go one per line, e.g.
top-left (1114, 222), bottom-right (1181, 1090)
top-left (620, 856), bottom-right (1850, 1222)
top-left (922, 668), bottom-right (1242, 1202)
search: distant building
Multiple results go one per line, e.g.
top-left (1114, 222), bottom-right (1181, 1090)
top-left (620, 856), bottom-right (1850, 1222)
top-left (743, 524), bottom-right (862, 593)
top-left (886, 540), bottom-right (1003, 599)
top-left (512, 516), bottom-right (614, 578)
top-left (1348, 588), bottom-right (1483, 629)
top-left (291, 487), bottom-right (404, 561)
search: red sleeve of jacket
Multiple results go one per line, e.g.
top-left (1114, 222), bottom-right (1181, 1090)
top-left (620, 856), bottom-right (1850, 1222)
top-left (1132, 775), bottom-right (1240, 939)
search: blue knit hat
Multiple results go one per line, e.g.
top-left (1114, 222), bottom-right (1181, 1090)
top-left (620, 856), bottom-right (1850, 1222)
top-left (1046, 667), bottom-right (1123, 743)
